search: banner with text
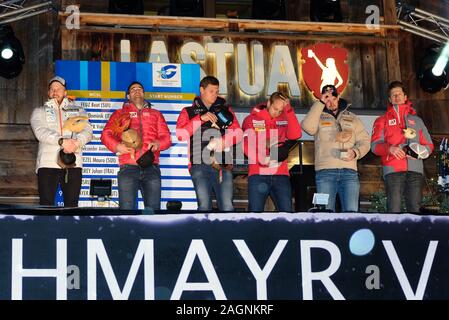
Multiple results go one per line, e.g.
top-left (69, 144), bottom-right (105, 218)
top-left (0, 212), bottom-right (447, 300)
top-left (55, 60), bottom-right (200, 209)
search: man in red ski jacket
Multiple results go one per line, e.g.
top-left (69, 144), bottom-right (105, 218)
top-left (242, 92), bottom-right (302, 212)
top-left (371, 81), bottom-right (434, 213)
top-left (101, 81), bottom-right (171, 210)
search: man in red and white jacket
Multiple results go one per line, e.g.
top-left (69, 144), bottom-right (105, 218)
top-left (242, 92), bottom-right (302, 212)
top-left (101, 81), bottom-right (171, 210)
top-left (371, 81), bottom-right (433, 213)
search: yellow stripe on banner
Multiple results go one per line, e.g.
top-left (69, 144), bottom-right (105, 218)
top-left (67, 90), bottom-right (126, 99)
top-left (68, 90), bottom-right (195, 100)
top-left (146, 92), bottom-right (196, 101)
top-left (101, 61), bottom-right (111, 99)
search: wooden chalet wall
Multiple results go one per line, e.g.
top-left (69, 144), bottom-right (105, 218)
top-left (0, 0), bottom-right (60, 201)
top-left (0, 0), bottom-right (448, 207)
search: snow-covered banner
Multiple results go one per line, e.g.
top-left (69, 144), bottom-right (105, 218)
top-left (0, 212), bottom-right (445, 300)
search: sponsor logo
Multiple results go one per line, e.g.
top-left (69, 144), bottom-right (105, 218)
top-left (301, 43), bottom-right (349, 99)
top-left (153, 63), bottom-right (182, 88)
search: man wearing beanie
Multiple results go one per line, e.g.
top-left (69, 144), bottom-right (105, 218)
top-left (302, 84), bottom-right (370, 212)
top-left (30, 76), bottom-right (93, 207)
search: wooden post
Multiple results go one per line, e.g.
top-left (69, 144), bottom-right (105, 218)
top-left (386, 35), bottom-right (402, 82)
top-left (382, 0), bottom-right (397, 25)
top-left (383, 1), bottom-right (401, 82)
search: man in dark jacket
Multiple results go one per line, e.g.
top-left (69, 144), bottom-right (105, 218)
top-left (176, 76), bottom-right (242, 212)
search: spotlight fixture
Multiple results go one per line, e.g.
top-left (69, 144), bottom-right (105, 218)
top-left (432, 41), bottom-right (449, 77)
top-left (90, 179), bottom-right (112, 202)
top-left (0, 25), bottom-right (25, 79)
top-left (418, 44), bottom-right (449, 94)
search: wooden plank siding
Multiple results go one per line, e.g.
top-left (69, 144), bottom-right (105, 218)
top-left (59, 26), bottom-right (397, 110)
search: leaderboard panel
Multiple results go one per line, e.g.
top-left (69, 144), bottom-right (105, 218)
top-left (55, 61), bottom-right (200, 210)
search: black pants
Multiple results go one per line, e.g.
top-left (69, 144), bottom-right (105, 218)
top-left (37, 167), bottom-right (82, 207)
top-left (385, 171), bottom-right (423, 213)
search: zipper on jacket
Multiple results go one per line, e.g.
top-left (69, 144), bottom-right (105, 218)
top-left (393, 104), bottom-right (401, 125)
top-left (58, 105), bottom-right (64, 136)
top-left (137, 108), bottom-right (143, 160)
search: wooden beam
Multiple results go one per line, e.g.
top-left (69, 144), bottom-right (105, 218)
top-left (383, 0), bottom-right (397, 25)
top-left (0, 124), bottom-right (36, 141)
top-left (58, 12), bottom-right (400, 36)
top-left (236, 20), bottom-right (398, 36)
top-left (386, 35), bottom-right (402, 82)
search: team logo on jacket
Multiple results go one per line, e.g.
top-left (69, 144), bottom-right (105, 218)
top-left (66, 111), bottom-right (79, 118)
top-left (301, 43), bottom-right (349, 99)
top-left (252, 120), bottom-right (265, 131)
top-left (389, 119), bottom-right (397, 126)
top-left (129, 112), bottom-right (137, 118)
top-left (408, 119), bottom-right (416, 126)
top-left (276, 120), bottom-right (288, 126)
top-left (45, 108), bottom-right (56, 122)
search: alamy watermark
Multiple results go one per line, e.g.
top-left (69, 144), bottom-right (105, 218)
top-left (65, 5), bottom-right (80, 30)
top-left (365, 5), bottom-right (380, 30)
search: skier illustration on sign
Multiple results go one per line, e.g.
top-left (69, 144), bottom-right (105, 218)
top-left (308, 49), bottom-right (344, 92)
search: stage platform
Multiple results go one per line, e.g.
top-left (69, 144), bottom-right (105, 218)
top-left (0, 207), bottom-right (447, 300)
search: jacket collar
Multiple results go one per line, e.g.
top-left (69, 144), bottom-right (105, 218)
top-left (386, 100), bottom-right (416, 121)
top-left (122, 101), bottom-right (151, 111)
top-left (250, 103), bottom-right (272, 120)
top-left (193, 96), bottom-right (227, 110)
top-left (45, 97), bottom-right (71, 110)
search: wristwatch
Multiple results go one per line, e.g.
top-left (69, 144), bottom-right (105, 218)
top-left (58, 138), bottom-right (64, 146)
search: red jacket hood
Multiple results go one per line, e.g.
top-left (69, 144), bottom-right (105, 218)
top-left (121, 101), bottom-right (151, 112)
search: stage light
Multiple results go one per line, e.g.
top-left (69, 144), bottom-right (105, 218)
top-left (252, 0), bottom-right (286, 20)
top-left (0, 25), bottom-right (25, 79)
top-left (169, 0), bottom-right (204, 17)
top-left (310, 0), bottom-right (342, 22)
top-left (1, 48), bottom-right (13, 60)
top-left (108, 0), bottom-right (144, 15)
top-left (418, 44), bottom-right (449, 93)
top-left (432, 41), bottom-right (449, 77)
top-left (90, 179), bottom-right (112, 202)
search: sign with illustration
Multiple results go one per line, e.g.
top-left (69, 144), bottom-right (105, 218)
top-left (301, 43), bottom-right (350, 98)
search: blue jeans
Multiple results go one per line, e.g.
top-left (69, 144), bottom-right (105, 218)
top-left (118, 164), bottom-right (161, 210)
top-left (315, 169), bottom-right (360, 212)
top-left (385, 171), bottom-right (423, 213)
top-left (190, 164), bottom-right (234, 212)
top-left (248, 175), bottom-right (292, 212)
